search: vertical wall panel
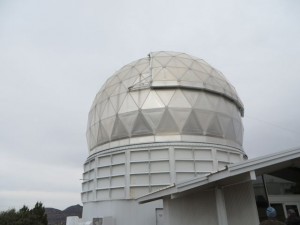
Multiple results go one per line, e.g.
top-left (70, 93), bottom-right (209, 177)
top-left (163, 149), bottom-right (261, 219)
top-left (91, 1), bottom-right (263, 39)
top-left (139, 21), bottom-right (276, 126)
top-left (112, 153), bottom-right (125, 164)
top-left (165, 190), bottom-right (218, 225)
top-left (151, 149), bottom-right (169, 160)
top-left (224, 181), bottom-right (259, 225)
top-left (151, 173), bottom-right (170, 184)
top-left (195, 161), bottom-right (213, 172)
top-left (131, 150), bottom-right (149, 161)
top-left (111, 188), bottom-right (125, 199)
top-left (194, 149), bottom-right (212, 160)
top-left (150, 161), bottom-right (170, 172)
top-left (111, 176), bottom-right (125, 187)
top-left (175, 148), bottom-right (193, 160)
top-left (131, 162), bottom-right (149, 173)
top-left (131, 174), bottom-right (149, 186)
top-left (111, 164), bottom-right (125, 175)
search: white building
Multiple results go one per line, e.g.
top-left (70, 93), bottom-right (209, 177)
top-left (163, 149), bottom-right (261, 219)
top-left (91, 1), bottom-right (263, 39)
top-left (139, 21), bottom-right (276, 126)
top-left (74, 52), bottom-right (300, 225)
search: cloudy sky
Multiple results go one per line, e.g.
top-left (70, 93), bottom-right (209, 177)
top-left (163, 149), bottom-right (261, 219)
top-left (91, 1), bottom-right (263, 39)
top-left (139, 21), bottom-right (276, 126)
top-left (1, 0), bottom-right (300, 211)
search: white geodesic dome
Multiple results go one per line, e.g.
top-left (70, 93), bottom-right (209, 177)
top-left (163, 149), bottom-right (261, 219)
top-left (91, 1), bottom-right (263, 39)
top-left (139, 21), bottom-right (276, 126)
top-left (87, 51), bottom-right (244, 153)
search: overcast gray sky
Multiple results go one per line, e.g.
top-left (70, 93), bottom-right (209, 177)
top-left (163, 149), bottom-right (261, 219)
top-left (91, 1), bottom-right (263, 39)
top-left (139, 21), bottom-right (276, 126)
top-left (1, 0), bottom-right (300, 211)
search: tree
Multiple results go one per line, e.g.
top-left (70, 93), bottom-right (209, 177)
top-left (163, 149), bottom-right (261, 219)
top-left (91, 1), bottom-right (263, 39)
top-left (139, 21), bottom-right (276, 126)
top-left (0, 202), bottom-right (48, 225)
top-left (30, 202), bottom-right (48, 225)
top-left (0, 209), bottom-right (18, 225)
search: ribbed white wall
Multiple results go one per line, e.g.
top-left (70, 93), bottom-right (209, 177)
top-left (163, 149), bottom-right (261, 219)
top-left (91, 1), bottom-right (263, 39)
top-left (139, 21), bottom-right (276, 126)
top-left (81, 142), bottom-right (244, 203)
top-left (223, 181), bottom-right (259, 225)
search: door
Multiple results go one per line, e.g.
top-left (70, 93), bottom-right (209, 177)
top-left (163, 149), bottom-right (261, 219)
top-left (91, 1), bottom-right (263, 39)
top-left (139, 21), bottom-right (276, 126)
top-left (156, 208), bottom-right (164, 225)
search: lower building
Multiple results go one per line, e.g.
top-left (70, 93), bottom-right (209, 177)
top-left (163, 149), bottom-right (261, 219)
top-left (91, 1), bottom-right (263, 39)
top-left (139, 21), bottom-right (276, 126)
top-left (138, 147), bottom-right (300, 225)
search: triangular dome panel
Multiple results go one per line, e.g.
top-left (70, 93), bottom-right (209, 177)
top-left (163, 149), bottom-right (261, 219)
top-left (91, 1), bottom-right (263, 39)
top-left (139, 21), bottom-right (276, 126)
top-left (111, 116), bottom-right (130, 140)
top-left (199, 62), bottom-right (212, 73)
top-left (165, 67), bottom-right (188, 80)
top-left (119, 111), bottom-right (139, 134)
top-left (110, 92), bottom-right (127, 113)
top-left (216, 97), bottom-right (230, 114)
top-left (101, 100), bottom-right (116, 119)
top-left (130, 89), bottom-right (150, 108)
top-left (191, 61), bottom-right (208, 73)
top-left (142, 91), bottom-right (165, 109)
top-left (194, 70), bottom-right (209, 82)
top-left (119, 93), bottom-right (139, 113)
top-left (117, 68), bottom-right (131, 80)
top-left (106, 75), bottom-right (120, 87)
top-left (105, 83), bottom-right (119, 96)
top-left (206, 114), bottom-right (223, 137)
top-left (152, 67), bottom-right (177, 81)
top-left (152, 56), bottom-right (172, 67)
top-left (132, 112), bottom-right (153, 136)
top-left (181, 70), bottom-right (202, 82)
top-left (96, 100), bottom-right (108, 120)
top-left (97, 123), bottom-right (109, 144)
top-left (111, 83), bottom-right (127, 96)
top-left (90, 124), bottom-right (99, 148)
top-left (101, 116), bottom-right (116, 138)
top-left (143, 108), bottom-right (165, 130)
top-left (177, 57), bottom-right (193, 67)
top-left (218, 115), bottom-right (236, 141)
top-left (194, 92), bottom-right (213, 110)
top-left (193, 109), bottom-right (213, 132)
top-left (182, 90), bottom-right (199, 107)
top-left (169, 108), bottom-right (192, 131)
top-left (134, 61), bottom-right (149, 74)
top-left (156, 109), bottom-right (179, 133)
top-left (156, 90), bottom-right (176, 106)
top-left (166, 57), bottom-right (187, 68)
top-left (122, 75), bottom-right (139, 88)
top-left (89, 107), bottom-right (97, 125)
top-left (182, 110), bottom-right (203, 135)
top-left (168, 89), bottom-right (191, 108)
top-left (206, 93), bottom-right (220, 109)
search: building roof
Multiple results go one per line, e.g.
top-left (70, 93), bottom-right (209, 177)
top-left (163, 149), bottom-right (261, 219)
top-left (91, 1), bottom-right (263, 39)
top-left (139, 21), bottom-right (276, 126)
top-left (138, 147), bottom-right (300, 204)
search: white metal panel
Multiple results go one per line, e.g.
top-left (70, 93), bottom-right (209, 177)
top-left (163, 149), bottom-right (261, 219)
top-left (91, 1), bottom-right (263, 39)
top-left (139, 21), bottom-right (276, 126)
top-left (111, 188), bottom-right (125, 199)
top-left (131, 174), bottom-right (149, 186)
top-left (175, 148), bottom-right (193, 160)
top-left (150, 149), bottom-right (169, 160)
top-left (112, 153), bottom-right (125, 164)
top-left (194, 149), bottom-right (212, 160)
top-left (195, 161), bottom-right (214, 172)
top-left (111, 176), bottom-right (125, 187)
top-left (97, 178), bottom-right (110, 188)
top-left (131, 151), bottom-right (149, 161)
top-left (164, 189), bottom-right (218, 225)
top-left (151, 173), bottom-right (171, 185)
top-left (111, 164), bottom-right (125, 176)
top-left (131, 162), bottom-right (149, 173)
top-left (150, 161), bottom-right (170, 173)
top-left (223, 182), bottom-right (260, 225)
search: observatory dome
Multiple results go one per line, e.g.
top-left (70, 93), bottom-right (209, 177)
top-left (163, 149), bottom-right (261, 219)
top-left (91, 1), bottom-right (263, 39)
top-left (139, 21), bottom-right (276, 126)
top-left (82, 52), bottom-right (246, 221)
top-left (87, 51), bottom-right (244, 154)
